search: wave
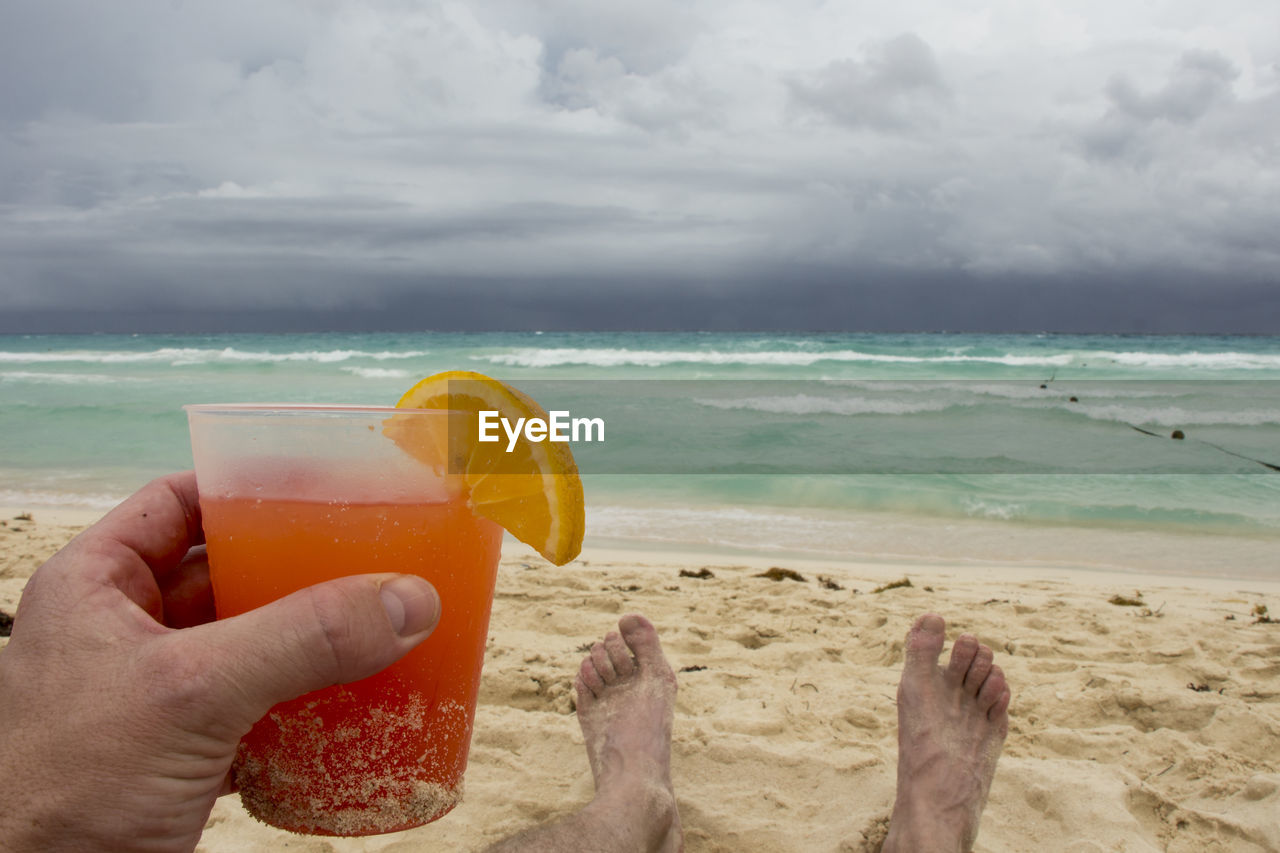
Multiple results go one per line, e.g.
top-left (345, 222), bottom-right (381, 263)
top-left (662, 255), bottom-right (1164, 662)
top-left (0, 348), bottom-right (429, 365)
top-left (0, 371), bottom-right (148, 384)
top-left (1068, 403), bottom-right (1280, 427)
top-left (827, 381), bottom-right (1177, 400)
top-left (479, 346), bottom-right (1280, 372)
top-left (340, 367), bottom-right (411, 379)
top-left (696, 391), bottom-right (1280, 426)
top-left (477, 348), bottom-right (1078, 369)
top-left (694, 394), bottom-right (959, 416)
top-left (0, 489), bottom-right (128, 510)
top-left (1099, 351), bottom-right (1280, 370)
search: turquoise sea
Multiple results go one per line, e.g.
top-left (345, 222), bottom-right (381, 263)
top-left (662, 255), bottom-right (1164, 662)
top-left (3, 332), bottom-right (1279, 575)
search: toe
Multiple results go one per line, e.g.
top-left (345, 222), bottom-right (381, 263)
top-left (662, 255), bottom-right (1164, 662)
top-left (990, 688), bottom-right (1012, 724)
top-left (604, 630), bottom-right (636, 679)
top-left (963, 645), bottom-right (995, 696)
top-left (579, 657), bottom-right (604, 696)
top-left (977, 664), bottom-right (1006, 711)
top-left (903, 613), bottom-right (946, 675)
top-left (946, 634), bottom-right (980, 687)
top-left (591, 641), bottom-right (618, 684)
top-left (619, 613), bottom-right (666, 671)
top-left (574, 674), bottom-right (594, 709)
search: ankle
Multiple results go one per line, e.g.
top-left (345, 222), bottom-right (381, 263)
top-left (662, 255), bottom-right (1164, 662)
top-left (883, 799), bottom-right (966, 853)
top-left (589, 779), bottom-right (678, 851)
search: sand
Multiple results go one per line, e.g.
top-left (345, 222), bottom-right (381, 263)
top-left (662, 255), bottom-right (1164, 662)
top-left (2, 509), bottom-right (1279, 852)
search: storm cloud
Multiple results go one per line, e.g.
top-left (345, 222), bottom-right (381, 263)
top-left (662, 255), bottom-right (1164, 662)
top-left (1, 0), bottom-right (1278, 332)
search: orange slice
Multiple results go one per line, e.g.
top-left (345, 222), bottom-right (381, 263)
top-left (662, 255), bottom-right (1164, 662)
top-left (390, 370), bottom-right (585, 565)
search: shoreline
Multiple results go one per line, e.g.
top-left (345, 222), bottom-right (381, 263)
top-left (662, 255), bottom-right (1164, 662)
top-left (7, 499), bottom-right (1280, 584)
top-left (4, 500), bottom-right (1279, 586)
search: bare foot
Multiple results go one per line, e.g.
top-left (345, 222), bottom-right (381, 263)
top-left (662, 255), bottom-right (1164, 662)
top-left (882, 613), bottom-right (1011, 853)
top-left (574, 613), bottom-right (683, 853)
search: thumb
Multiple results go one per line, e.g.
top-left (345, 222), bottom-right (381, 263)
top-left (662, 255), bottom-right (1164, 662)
top-left (185, 573), bottom-right (441, 734)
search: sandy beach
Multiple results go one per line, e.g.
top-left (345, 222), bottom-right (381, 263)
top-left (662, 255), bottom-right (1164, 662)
top-left (3, 510), bottom-right (1279, 852)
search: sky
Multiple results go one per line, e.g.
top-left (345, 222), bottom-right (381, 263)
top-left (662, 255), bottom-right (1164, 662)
top-left (1, 0), bottom-right (1278, 333)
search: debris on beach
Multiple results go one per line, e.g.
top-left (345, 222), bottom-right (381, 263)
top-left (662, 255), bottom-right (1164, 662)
top-left (817, 575), bottom-right (845, 591)
top-left (872, 577), bottom-right (913, 594)
top-left (1171, 429), bottom-right (1185, 440)
top-left (0, 610), bottom-right (13, 637)
top-left (1109, 592), bottom-right (1146, 607)
top-left (679, 665), bottom-right (708, 673)
top-left (1187, 682), bottom-right (1226, 694)
top-left (679, 568), bottom-right (715, 580)
top-left (755, 567), bottom-right (806, 582)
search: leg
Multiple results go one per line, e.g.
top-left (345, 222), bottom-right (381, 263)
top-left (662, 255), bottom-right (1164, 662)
top-left (487, 614), bottom-right (683, 853)
top-left (882, 613), bottom-right (1011, 853)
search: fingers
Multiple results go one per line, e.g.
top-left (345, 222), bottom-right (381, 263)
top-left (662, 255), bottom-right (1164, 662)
top-left (33, 473), bottom-right (206, 622)
top-left (178, 573), bottom-right (440, 733)
top-left (157, 546), bottom-right (214, 629)
top-left (83, 472), bottom-right (204, 579)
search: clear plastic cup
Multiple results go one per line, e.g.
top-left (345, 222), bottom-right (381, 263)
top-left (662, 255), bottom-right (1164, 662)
top-left (186, 405), bottom-right (501, 836)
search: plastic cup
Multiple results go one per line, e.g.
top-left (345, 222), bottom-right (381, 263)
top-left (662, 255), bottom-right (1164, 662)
top-left (186, 405), bottom-right (502, 836)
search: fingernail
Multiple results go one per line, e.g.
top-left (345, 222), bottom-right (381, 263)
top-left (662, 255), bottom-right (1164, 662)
top-left (379, 575), bottom-right (441, 637)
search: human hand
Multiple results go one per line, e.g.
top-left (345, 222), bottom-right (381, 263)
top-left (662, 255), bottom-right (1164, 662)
top-left (0, 472), bottom-right (441, 852)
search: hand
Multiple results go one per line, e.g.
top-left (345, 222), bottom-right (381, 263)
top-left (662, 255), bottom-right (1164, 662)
top-left (0, 472), bottom-right (442, 852)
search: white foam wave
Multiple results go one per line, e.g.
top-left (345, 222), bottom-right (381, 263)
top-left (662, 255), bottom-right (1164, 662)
top-left (962, 498), bottom-right (1025, 521)
top-left (694, 394), bottom-right (958, 416)
top-left (963, 382), bottom-right (1172, 400)
top-left (829, 380), bottom-right (1174, 400)
top-left (0, 489), bottom-right (128, 510)
top-left (1093, 351), bottom-right (1280, 370)
top-left (1069, 404), bottom-right (1280, 427)
top-left (340, 367), bottom-right (411, 379)
top-left (0, 348), bottom-right (429, 365)
top-left (478, 348), bottom-right (1078, 369)
top-left (0, 371), bottom-right (146, 384)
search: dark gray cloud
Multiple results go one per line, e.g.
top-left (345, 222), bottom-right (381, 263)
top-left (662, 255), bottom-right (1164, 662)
top-left (1, 0), bottom-right (1278, 332)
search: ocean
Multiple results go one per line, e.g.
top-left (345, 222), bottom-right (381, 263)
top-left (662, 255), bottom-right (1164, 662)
top-left (3, 331), bottom-right (1279, 577)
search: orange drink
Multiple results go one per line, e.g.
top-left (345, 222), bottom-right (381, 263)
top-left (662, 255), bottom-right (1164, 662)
top-left (186, 405), bottom-right (502, 836)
